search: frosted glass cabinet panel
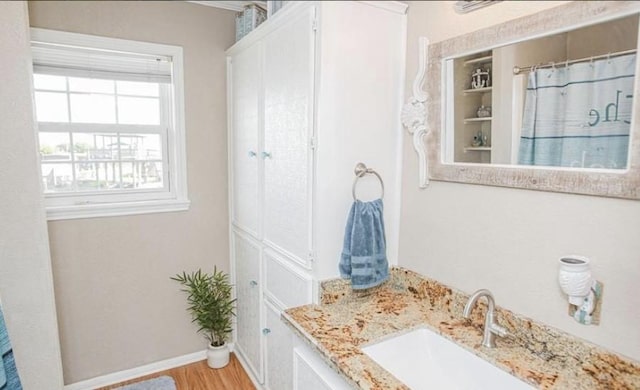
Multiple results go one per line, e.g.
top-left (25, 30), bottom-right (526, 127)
top-left (265, 301), bottom-right (294, 390)
top-left (233, 230), bottom-right (263, 382)
top-left (262, 7), bottom-right (315, 266)
top-left (264, 249), bottom-right (313, 309)
top-left (231, 43), bottom-right (261, 236)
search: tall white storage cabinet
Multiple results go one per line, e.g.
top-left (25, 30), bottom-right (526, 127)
top-left (227, 2), bottom-right (407, 388)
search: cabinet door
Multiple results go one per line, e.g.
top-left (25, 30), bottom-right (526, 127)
top-left (264, 300), bottom-right (294, 390)
top-left (262, 7), bottom-right (316, 266)
top-left (293, 342), bottom-right (352, 390)
top-left (230, 43), bottom-right (261, 236)
top-left (233, 230), bottom-right (263, 382)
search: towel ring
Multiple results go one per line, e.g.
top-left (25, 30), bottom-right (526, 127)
top-left (352, 162), bottom-right (384, 200)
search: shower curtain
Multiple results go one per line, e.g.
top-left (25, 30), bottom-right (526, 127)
top-left (518, 53), bottom-right (636, 169)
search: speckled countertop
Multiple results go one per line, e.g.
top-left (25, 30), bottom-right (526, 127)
top-left (282, 268), bottom-right (640, 390)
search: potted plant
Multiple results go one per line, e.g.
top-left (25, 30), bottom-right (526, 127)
top-left (172, 267), bottom-right (236, 368)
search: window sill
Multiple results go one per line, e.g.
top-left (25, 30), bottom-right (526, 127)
top-left (46, 198), bottom-right (191, 221)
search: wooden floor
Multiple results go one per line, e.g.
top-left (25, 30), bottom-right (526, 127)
top-left (97, 354), bottom-right (255, 390)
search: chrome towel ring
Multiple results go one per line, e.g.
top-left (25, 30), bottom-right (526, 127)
top-left (352, 162), bottom-right (384, 200)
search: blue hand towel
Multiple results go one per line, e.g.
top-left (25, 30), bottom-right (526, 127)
top-left (339, 198), bottom-right (389, 290)
top-left (0, 305), bottom-right (22, 390)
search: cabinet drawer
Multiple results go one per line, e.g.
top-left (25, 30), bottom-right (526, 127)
top-left (264, 249), bottom-right (312, 309)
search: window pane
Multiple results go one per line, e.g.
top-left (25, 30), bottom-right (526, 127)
top-left (39, 132), bottom-right (71, 161)
top-left (34, 74), bottom-right (66, 91)
top-left (117, 96), bottom-right (160, 125)
top-left (70, 93), bottom-right (116, 123)
top-left (116, 81), bottom-right (159, 97)
top-left (42, 163), bottom-right (74, 193)
top-left (122, 161), bottom-right (164, 189)
top-left (119, 135), bottom-right (139, 160)
top-left (75, 162), bottom-right (121, 191)
top-left (119, 133), bottom-right (163, 160)
top-left (68, 77), bottom-right (115, 94)
top-left (35, 91), bottom-right (69, 122)
top-left (73, 133), bottom-right (119, 161)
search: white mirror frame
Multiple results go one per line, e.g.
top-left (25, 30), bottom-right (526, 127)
top-left (403, 1), bottom-right (640, 199)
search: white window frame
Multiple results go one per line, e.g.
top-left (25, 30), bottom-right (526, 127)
top-left (31, 28), bottom-right (190, 220)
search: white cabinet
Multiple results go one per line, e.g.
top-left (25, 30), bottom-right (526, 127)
top-left (227, 1), bottom-right (406, 388)
top-left (262, 6), bottom-right (315, 264)
top-left (232, 230), bottom-right (263, 382)
top-left (230, 42), bottom-right (261, 236)
top-left (264, 300), bottom-right (294, 390)
top-left (263, 249), bottom-right (313, 309)
top-left (293, 340), bottom-right (352, 390)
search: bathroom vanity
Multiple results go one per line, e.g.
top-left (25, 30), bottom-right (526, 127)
top-left (282, 268), bottom-right (640, 389)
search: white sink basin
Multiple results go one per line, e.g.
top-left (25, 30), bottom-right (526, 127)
top-left (361, 327), bottom-right (534, 390)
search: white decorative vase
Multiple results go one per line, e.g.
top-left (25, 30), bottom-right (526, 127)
top-left (558, 256), bottom-right (593, 305)
top-left (207, 343), bottom-right (230, 369)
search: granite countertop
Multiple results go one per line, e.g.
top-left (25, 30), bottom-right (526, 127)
top-left (282, 268), bottom-right (640, 390)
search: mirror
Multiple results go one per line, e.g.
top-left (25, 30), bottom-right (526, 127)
top-left (444, 14), bottom-right (638, 169)
top-left (405, 1), bottom-right (640, 199)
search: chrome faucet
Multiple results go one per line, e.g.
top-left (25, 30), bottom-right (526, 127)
top-left (463, 289), bottom-right (508, 348)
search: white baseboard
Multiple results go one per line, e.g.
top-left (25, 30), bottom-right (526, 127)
top-left (63, 350), bottom-right (207, 390)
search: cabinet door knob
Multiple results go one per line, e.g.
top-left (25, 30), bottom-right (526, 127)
top-left (261, 151), bottom-right (272, 159)
top-left (249, 280), bottom-right (258, 287)
top-left (262, 328), bottom-right (271, 335)
top-left (248, 150), bottom-right (257, 157)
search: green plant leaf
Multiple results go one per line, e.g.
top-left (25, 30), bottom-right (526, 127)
top-left (172, 267), bottom-right (236, 345)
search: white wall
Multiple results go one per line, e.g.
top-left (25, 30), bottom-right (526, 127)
top-left (400, 1), bottom-right (640, 362)
top-left (314, 1), bottom-right (406, 281)
top-left (0, 2), bottom-right (64, 389)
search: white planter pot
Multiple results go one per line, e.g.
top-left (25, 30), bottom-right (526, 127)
top-left (207, 343), bottom-right (230, 369)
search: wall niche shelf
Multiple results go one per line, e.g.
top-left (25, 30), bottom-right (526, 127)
top-left (464, 146), bottom-right (492, 152)
top-left (464, 55), bottom-right (493, 65)
top-left (452, 50), bottom-right (494, 165)
top-left (464, 117), bottom-right (492, 123)
top-left (463, 86), bottom-right (492, 94)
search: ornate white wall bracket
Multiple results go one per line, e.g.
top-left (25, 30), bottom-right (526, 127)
top-left (401, 37), bottom-right (430, 188)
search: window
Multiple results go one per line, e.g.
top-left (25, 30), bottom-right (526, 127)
top-left (31, 29), bottom-right (189, 220)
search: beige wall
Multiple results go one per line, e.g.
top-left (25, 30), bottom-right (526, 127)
top-left (401, 0), bottom-right (640, 362)
top-left (567, 14), bottom-right (638, 59)
top-left (28, 1), bottom-right (235, 384)
top-left (0, 2), bottom-right (64, 388)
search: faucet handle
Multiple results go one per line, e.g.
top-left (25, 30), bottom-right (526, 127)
top-left (490, 322), bottom-right (508, 338)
